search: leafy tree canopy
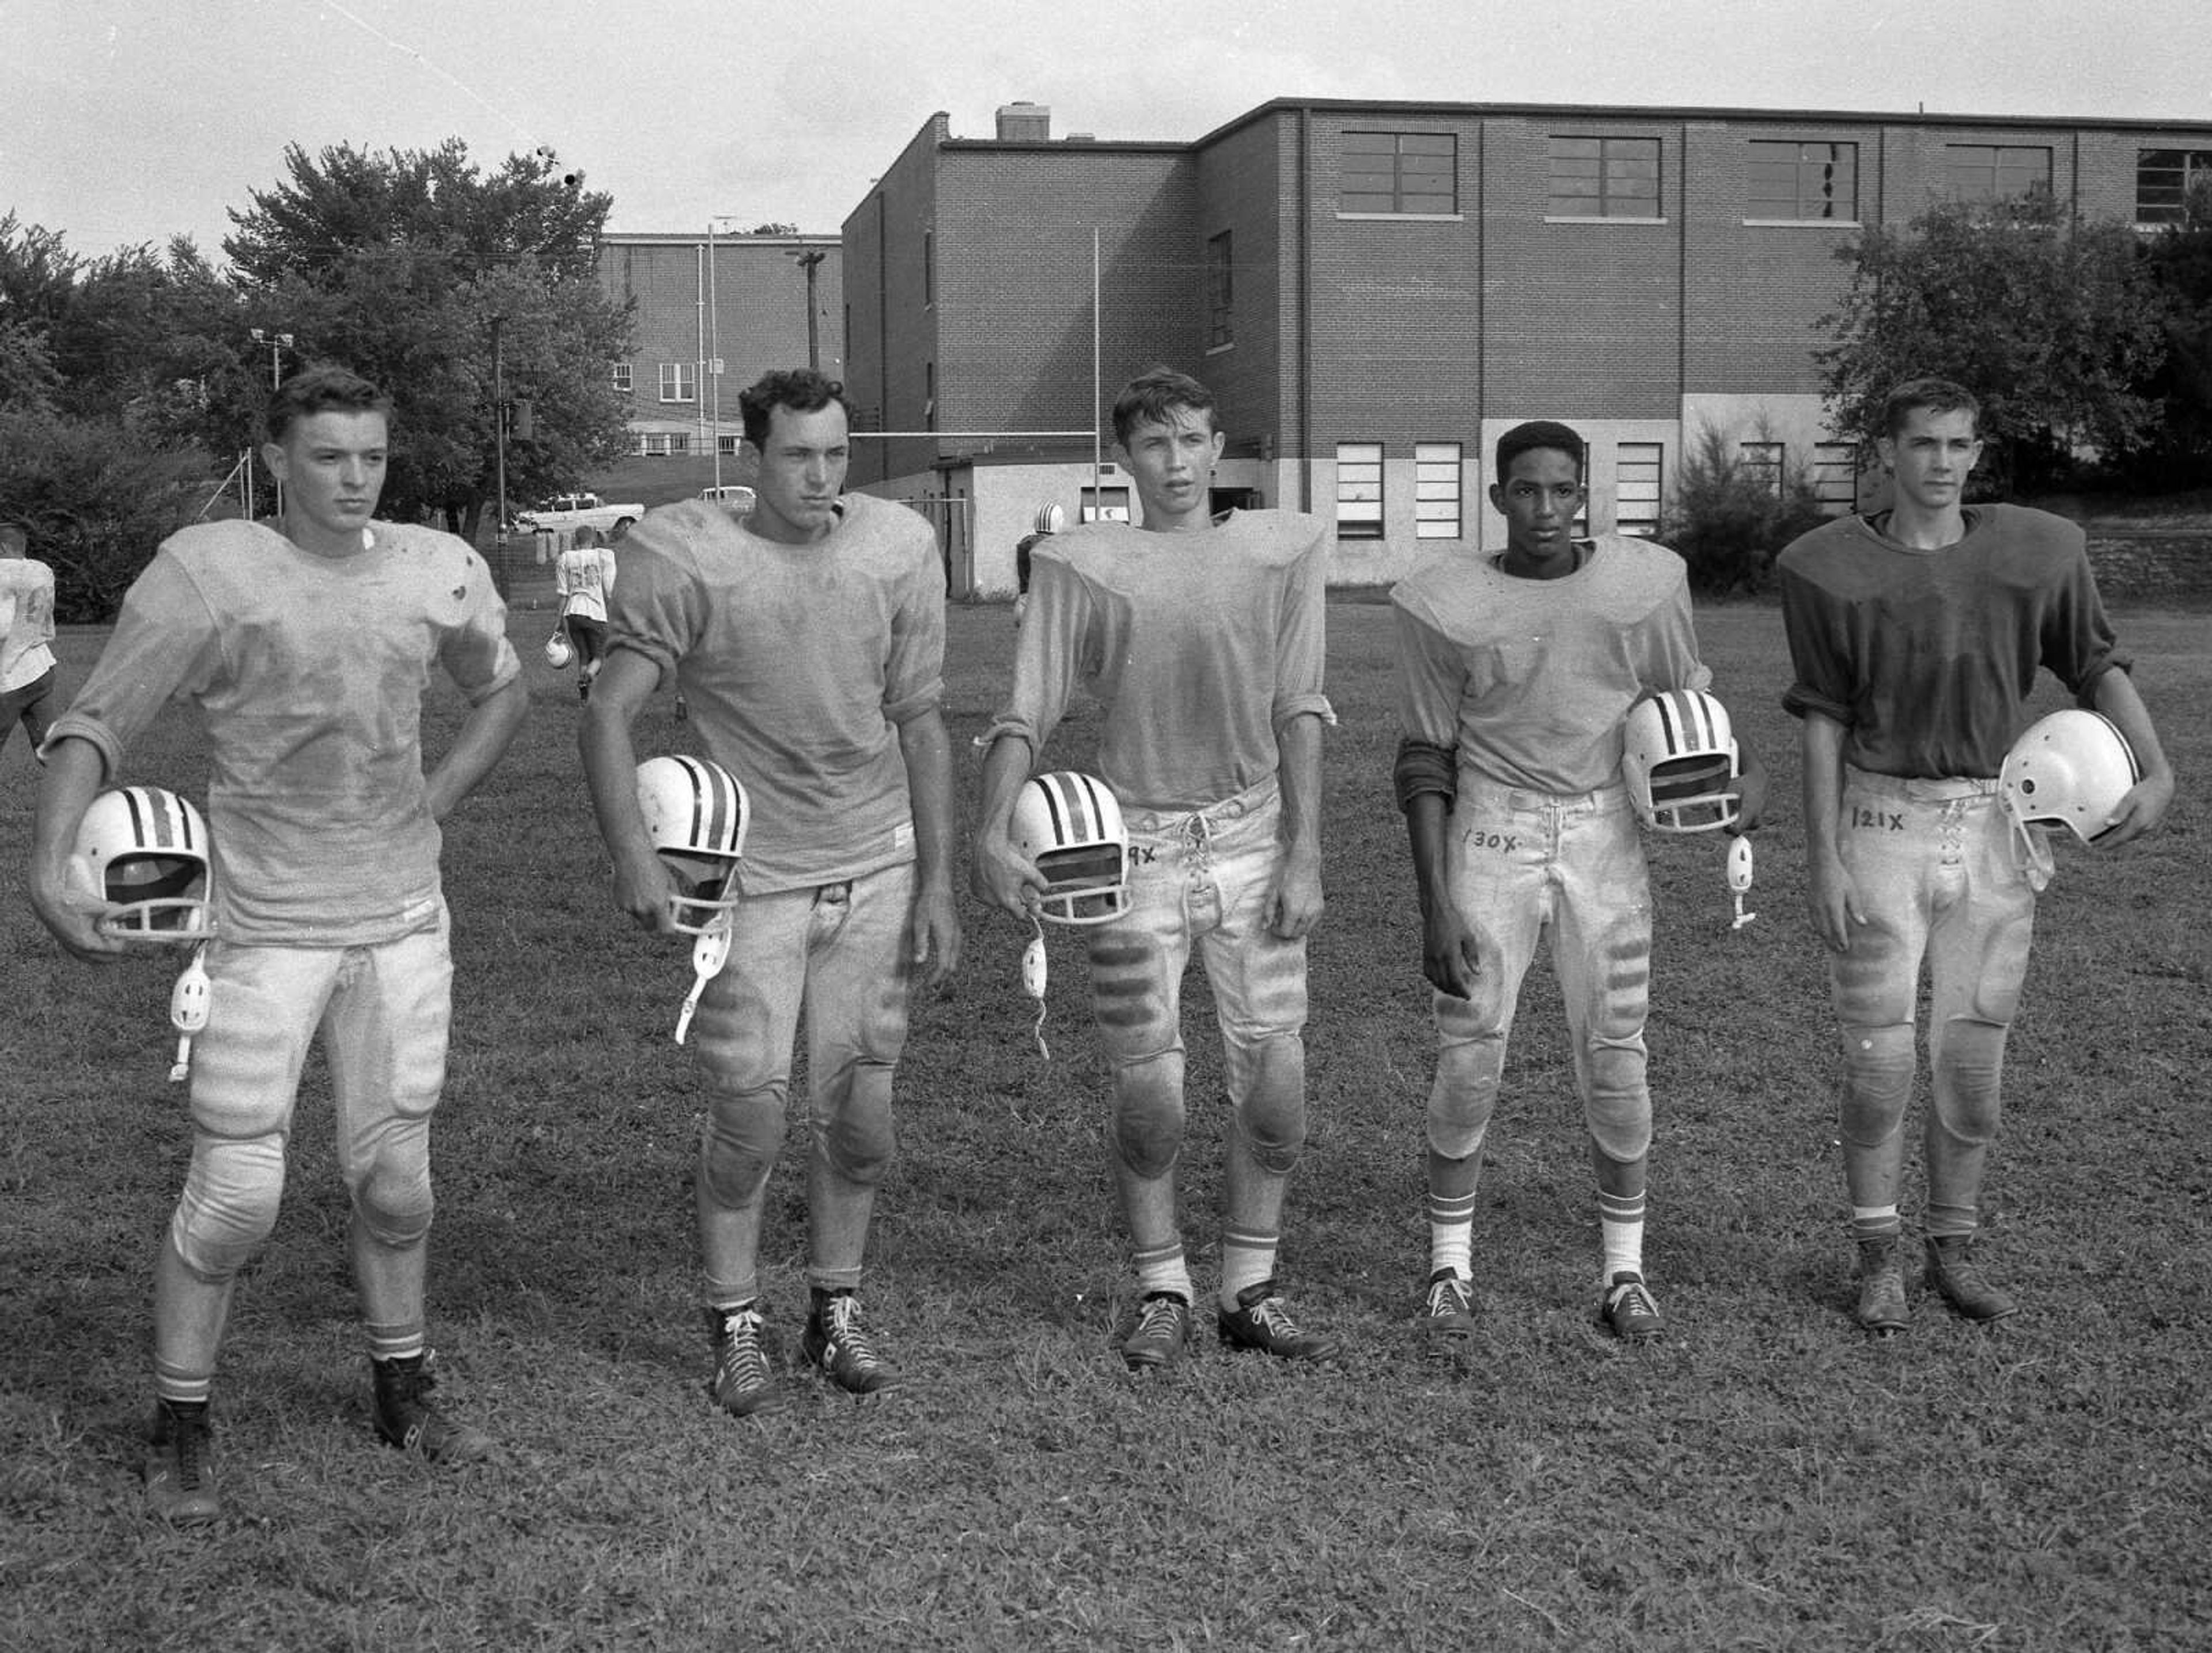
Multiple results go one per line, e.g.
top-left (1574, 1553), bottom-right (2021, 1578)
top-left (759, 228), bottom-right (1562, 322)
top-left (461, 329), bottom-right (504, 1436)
top-left (224, 139), bottom-right (634, 534)
top-left (1815, 192), bottom-right (2169, 494)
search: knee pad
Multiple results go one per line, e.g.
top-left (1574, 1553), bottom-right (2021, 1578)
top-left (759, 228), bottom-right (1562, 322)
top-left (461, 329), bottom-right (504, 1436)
top-left (1111, 1052), bottom-right (1187, 1178)
top-left (1932, 1015), bottom-right (2009, 1147)
top-left (353, 1127), bottom-right (435, 1249)
top-left (1426, 1022), bottom-right (1503, 1160)
top-left (1582, 1032), bottom-right (1652, 1163)
top-left (817, 1062), bottom-right (897, 1186)
top-left (1838, 1022), bottom-right (1916, 1149)
top-left (171, 1135), bottom-right (286, 1279)
top-left (1229, 1034), bottom-right (1306, 1174)
top-left (701, 1091), bottom-right (786, 1207)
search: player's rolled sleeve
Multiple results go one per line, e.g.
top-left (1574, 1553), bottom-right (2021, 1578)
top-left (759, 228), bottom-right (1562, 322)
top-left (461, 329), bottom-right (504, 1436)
top-left (439, 551), bottom-right (522, 703)
top-left (1271, 529), bottom-right (1336, 735)
top-left (604, 524), bottom-right (701, 682)
top-left (980, 554), bottom-right (1088, 755)
top-left (881, 529), bottom-right (948, 727)
top-left (1777, 562), bottom-right (1856, 726)
top-left (40, 555), bottom-right (218, 771)
top-left (1389, 597), bottom-right (1464, 752)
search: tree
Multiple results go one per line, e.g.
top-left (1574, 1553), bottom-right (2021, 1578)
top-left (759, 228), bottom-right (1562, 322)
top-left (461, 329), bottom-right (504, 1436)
top-left (224, 140), bottom-right (634, 539)
top-left (2132, 173), bottom-right (2212, 482)
top-left (1815, 192), bottom-right (2169, 493)
top-left (1653, 422), bottom-right (1831, 596)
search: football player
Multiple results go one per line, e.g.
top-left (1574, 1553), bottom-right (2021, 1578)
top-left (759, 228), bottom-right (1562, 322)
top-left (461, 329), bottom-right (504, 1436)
top-left (1392, 420), bottom-right (1766, 1347)
top-left (973, 367), bottom-right (1338, 1372)
top-left (0, 522), bottom-right (59, 760)
top-left (554, 524), bottom-right (617, 699)
top-left (1778, 376), bottom-right (2172, 1334)
top-left (579, 368), bottom-right (960, 1416)
top-left (26, 365), bottom-right (528, 1523)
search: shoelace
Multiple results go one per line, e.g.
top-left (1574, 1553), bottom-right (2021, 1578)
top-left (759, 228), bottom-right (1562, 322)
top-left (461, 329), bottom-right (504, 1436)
top-left (172, 1415), bottom-right (209, 1489)
top-left (1426, 1277), bottom-right (1469, 1317)
top-left (1607, 1279), bottom-right (1658, 1320)
top-left (825, 1300), bottom-right (885, 1370)
top-left (1248, 1298), bottom-right (1301, 1334)
top-left (718, 1311), bottom-right (772, 1381)
top-left (1134, 1296), bottom-right (1185, 1341)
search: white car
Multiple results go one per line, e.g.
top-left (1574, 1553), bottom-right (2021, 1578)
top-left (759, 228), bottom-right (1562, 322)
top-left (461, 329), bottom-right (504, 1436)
top-left (699, 485), bottom-right (757, 514)
top-left (517, 493), bottom-right (643, 534)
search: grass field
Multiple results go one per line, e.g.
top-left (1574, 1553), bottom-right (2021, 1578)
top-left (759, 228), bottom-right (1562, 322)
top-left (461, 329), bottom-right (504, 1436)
top-left (2, 593), bottom-right (2207, 1652)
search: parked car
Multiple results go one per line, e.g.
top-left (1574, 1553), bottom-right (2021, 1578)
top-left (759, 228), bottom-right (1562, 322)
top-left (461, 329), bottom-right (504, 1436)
top-left (699, 484), bottom-right (757, 513)
top-left (516, 492), bottom-right (643, 534)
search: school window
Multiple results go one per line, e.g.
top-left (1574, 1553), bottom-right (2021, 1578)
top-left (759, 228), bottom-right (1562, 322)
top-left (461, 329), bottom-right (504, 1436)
top-left (1336, 443), bottom-right (1384, 540)
top-left (1341, 131), bottom-right (1457, 215)
top-left (1740, 441), bottom-right (1785, 496)
top-left (1206, 232), bottom-right (1234, 348)
top-left (1615, 443), bottom-right (1663, 537)
top-left (717, 434), bottom-right (740, 457)
top-left (923, 362), bottom-right (935, 431)
top-left (1747, 141), bottom-right (1857, 221)
top-left (1812, 441), bottom-right (1859, 513)
top-left (1082, 485), bottom-right (1131, 523)
top-left (923, 231), bottom-right (934, 307)
top-left (659, 361), bottom-right (695, 404)
top-left (1944, 144), bottom-right (2051, 204)
top-left (1548, 136), bottom-right (1661, 218)
top-left (1414, 443), bottom-right (1461, 540)
top-left (2137, 149), bottom-right (2212, 224)
top-left (611, 362), bottom-right (632, 393)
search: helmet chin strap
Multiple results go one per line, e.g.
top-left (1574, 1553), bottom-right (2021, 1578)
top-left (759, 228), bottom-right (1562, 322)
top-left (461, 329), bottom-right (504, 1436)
top-left (673, 914), bottom-right (734, 1044)
top-left (1022, 915), bottom-right (1050, 1063)
top-left (1726, 835), bottom-right (1758, 931)
top-left (168, 942), bottom-right (211, 1082)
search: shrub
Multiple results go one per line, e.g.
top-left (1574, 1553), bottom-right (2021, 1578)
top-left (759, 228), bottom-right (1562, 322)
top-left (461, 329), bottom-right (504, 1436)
top-left (0, 409), bottom-right (214, 623)
top-left (1654, 423), bottom-right (1832, 596)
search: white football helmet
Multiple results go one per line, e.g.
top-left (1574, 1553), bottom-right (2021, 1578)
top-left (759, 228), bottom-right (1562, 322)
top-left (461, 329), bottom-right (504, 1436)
top-left (2001, 710), bottom-right (2139, 847)
top-left (1034, 503), bottom-right (1065, 535)
top-left (74, 786), bottom-right (215, 942)
top-left (1622, 689), bottom-right (1741, 833)
top-left (636, 755), bottom-right (749, 933)
top-left (544, 628), bottom-right (574, 670)
top-left (1011, 771), bottom-right (1130, 926)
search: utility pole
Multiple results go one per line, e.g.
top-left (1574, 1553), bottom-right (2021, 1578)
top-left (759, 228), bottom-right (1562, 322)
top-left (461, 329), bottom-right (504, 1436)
top-left (491, 314), bottom-right (509, 594)
top-left (789, 248), bottom-right (826, 373)
top-left (249, 328), bottom-right (293, 518)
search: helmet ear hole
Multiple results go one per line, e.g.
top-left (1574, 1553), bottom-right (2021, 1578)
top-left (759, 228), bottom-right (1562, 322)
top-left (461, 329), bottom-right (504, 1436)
top-left (2001, 710), bottom-right (2138, 847)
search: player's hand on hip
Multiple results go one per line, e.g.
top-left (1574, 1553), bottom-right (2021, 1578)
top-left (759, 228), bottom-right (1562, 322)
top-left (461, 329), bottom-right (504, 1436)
top-left (1806, 851), bottom-right (1863, 953)
top-left (2096, 768), bottom-right (2175, 848)
top-left (970, 832), bottom-right (1046, 923)
top-left (910, 882), bottom-right (962, 989)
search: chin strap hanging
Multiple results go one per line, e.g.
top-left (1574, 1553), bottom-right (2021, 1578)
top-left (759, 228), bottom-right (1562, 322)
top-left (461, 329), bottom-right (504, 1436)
top-left (168, 943), bottom-right (211, 1083)
top-left (1022, 915), bottom-right (1051, 1063)
top-left (1726, 836), bottom-right (1758, 932)
top-left (673, 915), bottom-right (733, 1045)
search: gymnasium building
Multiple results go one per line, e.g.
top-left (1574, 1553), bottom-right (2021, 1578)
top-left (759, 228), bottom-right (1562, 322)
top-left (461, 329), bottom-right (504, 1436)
top-left (606, 98), bottom-right (2212, 596)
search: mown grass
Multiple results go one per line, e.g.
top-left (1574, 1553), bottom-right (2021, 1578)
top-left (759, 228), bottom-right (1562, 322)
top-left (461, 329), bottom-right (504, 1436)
top-left (2, 590), bottom-right (2207, 1652)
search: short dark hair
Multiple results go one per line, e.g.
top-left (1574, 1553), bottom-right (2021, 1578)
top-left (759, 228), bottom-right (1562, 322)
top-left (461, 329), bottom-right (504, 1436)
top-left (1494, 420), bottom-right (1585, 486)
top-left (1880, 376), bottom-right (1980, 438)
top-left (1112, 367), bottom-right (1217, 448)
top-left (738, 369), bottom-right (852, 450)
top-left (265, 364), bottom-right (391, 444)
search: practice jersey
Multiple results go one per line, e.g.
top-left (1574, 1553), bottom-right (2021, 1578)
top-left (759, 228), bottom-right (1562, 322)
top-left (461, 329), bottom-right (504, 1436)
top-left (1392, 536), bottom-right (1711, 795)
top-left (0, 557), bottom-right (57, 691)
top-left (608, 492), bottom-right (945, 895)
top-left (983, 510), bottom-right (1334, 815)
top-left (556, 544), bottom-right (616, 623)
top-left (45, 520), bottom-right (518, 946)
top-left (1777, 505), bottom-right (2127, 779)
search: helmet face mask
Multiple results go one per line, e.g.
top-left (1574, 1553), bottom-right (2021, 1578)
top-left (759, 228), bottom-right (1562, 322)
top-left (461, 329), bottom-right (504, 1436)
top-left (635, 755), bottom-right (749, 933)
top-left (1012, 771), bottom-right (1130, 926)
top-left (1622, 689), bottom-right (1741, 833)
top-left (2002, 710), bottom-right (2139, 847)
top-left (74, 786), bottom-right (215, 943)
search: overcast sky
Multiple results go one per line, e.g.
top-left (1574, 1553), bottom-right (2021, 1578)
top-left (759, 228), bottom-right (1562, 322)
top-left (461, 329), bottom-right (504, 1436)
top-left (8, 0), bottom-right (2209, 263)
